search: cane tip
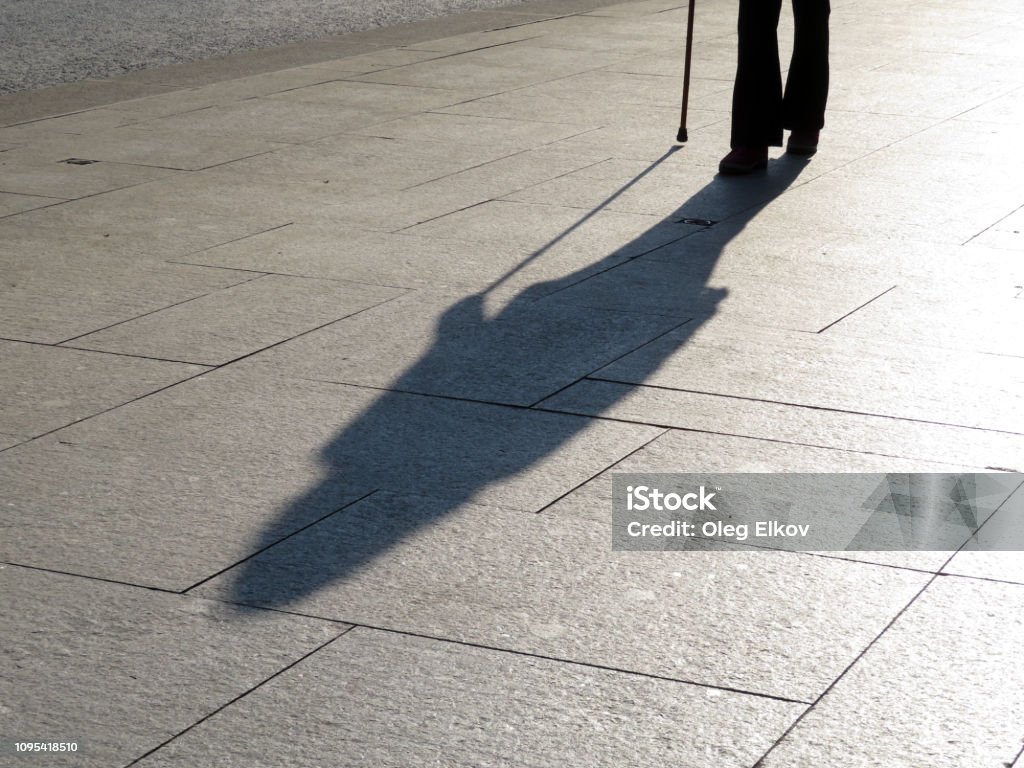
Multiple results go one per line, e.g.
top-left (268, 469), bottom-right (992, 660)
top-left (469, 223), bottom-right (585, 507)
top-left (676, 128), bottom-right (688, 143)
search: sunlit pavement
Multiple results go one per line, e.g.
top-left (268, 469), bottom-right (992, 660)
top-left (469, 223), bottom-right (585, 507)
top-left (2, 0), bottom-right (1024, 765)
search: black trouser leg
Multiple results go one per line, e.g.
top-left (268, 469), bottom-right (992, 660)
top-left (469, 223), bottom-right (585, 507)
top-left (731, 0), bottom-right (784, 148)
top-left (783, 0), bottom-right (830, 131)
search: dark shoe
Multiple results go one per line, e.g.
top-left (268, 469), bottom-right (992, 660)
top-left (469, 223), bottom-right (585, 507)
top-left (786, 130), bottom-right (819, 156)
top-left (718, 146), bottom-right (768, 175)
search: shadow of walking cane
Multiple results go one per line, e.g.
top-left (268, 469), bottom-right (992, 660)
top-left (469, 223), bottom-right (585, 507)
top-left (221, 149), bottom-right (811, 611)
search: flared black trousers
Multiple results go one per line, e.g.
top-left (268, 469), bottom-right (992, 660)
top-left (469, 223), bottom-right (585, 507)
top-left (730, 0), bottom-right (830, 148)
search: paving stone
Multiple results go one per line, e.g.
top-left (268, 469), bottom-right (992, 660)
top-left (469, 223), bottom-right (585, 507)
top-left (402, 199), bottom-right (693, 256)
top-left (943, 484), bottom-right (1024, 584)
top-left (300, 47), bottom-right (449, 73)
top-left (181, 222), bottom-right (660, 297)
top-left (50, 366), bottom-right (663, 515)
top-left (351, 56), bottom-right (567, 92)
top-left (592, 321), bottom-right (1024, 433)
top-left (0, 437), bottom-right (371, 590)
top-left (537, 379), bottom-right (1024, 472)
top-left (263, 79), bottom-right (484, 111)
top-left (0, 191), bottom-right (63, 217)
top-left (758, 576), bottom-right (1024, 768)
top-left (207, 133), bottom-right (516, 189)
top-left (350, 111), bottom-right (589, 152)
top-left (0, 565), bottom-right (343, 768)
top-left (973, 205), bottom-right (1024, 252)
top-left (136, 97), bottom-right (411, 144)
top-left (518, 69), bottom-right (692, 110)
top-left (547, 108), bottom-right (728, 162)
top-left (234, 289), bottom-right (686, 404)
top-left (501, 154), bottom-right (812, 219)
top-left (66, 274), bottom-right (406, 365)
top-left (0, 108), bottom-right (142, 143)
top-left (825, 283), bottom-right (1024, 356)
top-left (544, 250), bottom-right (894, 332)
top-left (0, 148), bottom-right (181, 199)
top-left (0, 432), bottom-right (20, 451)
top-left (195, 491), bottom-right (929, 702)
top-left (134, 627), bottom-right (804, 768)
top-left (542, 426), bottom-right (971, 571)
top-left (0, 340), bottom-right (204, 440)
top-left (0, 251), bottom-right (252, 343)
top-left (3, 182), bottom-right (293, 259)
top-left (825, 70), bottom-right (1016, 119)
top-left (17, 125), bottom-right (286, 171)
top-left (756, 170), bottom-right (1016, 245)
top-left (106, 67), bottom-right (362, 119)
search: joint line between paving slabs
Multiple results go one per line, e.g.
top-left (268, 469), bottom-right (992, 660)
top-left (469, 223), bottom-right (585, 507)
top-left (54, 272), bottom-right (271, 346)
top-left (962, 199), bottom-right (1024, 246)
top-left (180, 490), bottom-right (381, 595)
top-left (0, 560), bottom-right (182, 596)
top-left (0, 365), bottom-right (211, 455)
top-left (122, 625), bottom-right (356, 768)
top-left (814, 284), bottom-right (898, 334)
top-left (525, 404), bottom-right (1000, 474)
top-left (583, 378), bottom-right (1024, 439)
top-left (534, 427), bottom-right (668, 514)
top-left (527, 316), bottom-right (694, 409)
top-left (751, 573), bottom-right (942, 767)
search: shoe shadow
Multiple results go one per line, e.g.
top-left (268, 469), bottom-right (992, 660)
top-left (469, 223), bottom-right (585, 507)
top-left (223, 151), bottom-right (810, 610)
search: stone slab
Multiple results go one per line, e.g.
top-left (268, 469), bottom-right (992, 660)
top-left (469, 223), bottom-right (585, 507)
top-left (592, 321), bottom-right (1024, 433)
top-left (825, 70), bottom-right (1017, 120)
top-left (135, 627), bottom-right (804, 768)
top-left (0, 564), bottom-right (344, 768)
top-left (49, 366), bottom-right (664, 515)
top-left (136, 97), bottom-right (409, 144)
top-left (234, 289), bottom-right (686, 405)
top-left (402, 199), bottom-right (694, 256)
top-left (943, 484), bottom-right (1024, 584)
top-left (349, 111), bottom-right (589, 152)
top-left (0, 187), bottom-right (293, 262)
top-left (18, 125), bottom-right (286, 171)
top-left (0, 437), bottom-right (371, 590)
top-left (67, 275), bottom-right (406, 365)
top-left (758, 576), bottom-right (1024, 768)
top-left (0, 251), bottom-right (252, 344)
top-left (206, 133), bottom-right (518, 190)
top-left (0, 191), bottom-right (63, 217)
top-left (195, 491), bottom-right (930, 702)
top-left (826, 283), bottom-right (1024, 357)
top-left (0, 340), bottom-right (205, 440)
top-left (262, 79), bottom-right (486, 110)
top-left (756, 170), bottom-right (1015, 245)
top-left (545, 252), bottom-right (895, 332)
top-left (542, 425), bottom-right (969, 572)
top-left (538, 379), bottom-right (1024, 472)
top-left (501, 153), bottom-right (818, 219)
top-left (0, 148), bottom-right (181, 199)
top-left (182, 220), bottom-right (666, 298)
top-left (105, 67), bottom-right (368, 119)
top-left (0, 108), bottom-right (142, 144)
top-left (0, 432), bottom-right (20, 451)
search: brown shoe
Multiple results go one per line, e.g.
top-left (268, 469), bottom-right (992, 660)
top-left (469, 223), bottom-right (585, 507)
top-left (718, 146), bottom-right (768, 175)
top-left (786, 130), bottom-right (819, 156)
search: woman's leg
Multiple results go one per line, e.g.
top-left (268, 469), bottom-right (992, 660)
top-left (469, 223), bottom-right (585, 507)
top-left (783, 0), bottom-right (830, 131)
top-left (731, 0), bottom-right (785, 148)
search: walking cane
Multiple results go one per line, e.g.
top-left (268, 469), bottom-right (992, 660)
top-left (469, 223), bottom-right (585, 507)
top-left (676, 0), bottom-right (696, 142)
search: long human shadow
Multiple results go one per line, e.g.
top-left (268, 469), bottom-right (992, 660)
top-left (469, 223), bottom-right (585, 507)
top-left (226, 151), bottom-right (810, 609)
